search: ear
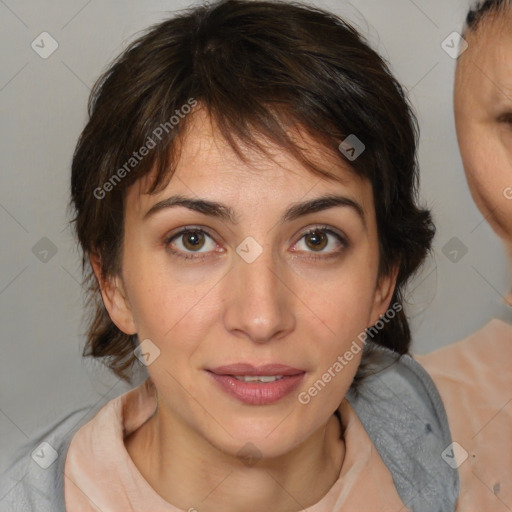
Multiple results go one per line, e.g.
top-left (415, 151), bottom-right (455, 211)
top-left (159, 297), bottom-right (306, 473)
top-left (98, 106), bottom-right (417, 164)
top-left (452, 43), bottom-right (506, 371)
top-left (89, 253), bottom-right (137, 335)
top-left (368, 265), bottom-right (399, 327)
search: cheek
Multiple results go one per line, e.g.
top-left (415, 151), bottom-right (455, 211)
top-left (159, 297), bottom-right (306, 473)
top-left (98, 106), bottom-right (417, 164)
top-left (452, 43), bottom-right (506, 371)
top-left (122, 250), bottom-right (219, 342)
top-left (298, 266), bottom-right (379, 349)
top-left (461, 131), bottom-right (512, 236)
top-left (465, 149), bottom-right (507, 191)
top-left (146, 288), bottom-right (214, 343)
top-left (319, 282), bottom-right (375, 329)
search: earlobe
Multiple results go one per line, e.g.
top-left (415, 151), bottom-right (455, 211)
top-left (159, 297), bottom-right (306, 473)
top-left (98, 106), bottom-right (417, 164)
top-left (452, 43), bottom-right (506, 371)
top-left (89, 253), bottom-right (137, 335)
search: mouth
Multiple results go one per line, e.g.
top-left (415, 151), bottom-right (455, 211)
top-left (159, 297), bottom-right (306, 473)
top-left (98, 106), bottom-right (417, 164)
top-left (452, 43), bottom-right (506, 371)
top-left (205, 363), bottom-right (306, 405)
top-left (208, 363), bottom-right (305, 377)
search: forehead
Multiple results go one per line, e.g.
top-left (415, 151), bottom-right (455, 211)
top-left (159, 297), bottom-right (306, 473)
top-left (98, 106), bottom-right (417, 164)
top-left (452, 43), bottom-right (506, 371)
top-left (127, 108), bottom-right (371, 213)
top-left (458, 14), bottom-right (512, 94)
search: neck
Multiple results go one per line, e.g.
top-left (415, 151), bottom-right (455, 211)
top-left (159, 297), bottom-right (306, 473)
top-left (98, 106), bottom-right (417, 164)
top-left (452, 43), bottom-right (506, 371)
top-left (125, 401), bottom-right (344, 512)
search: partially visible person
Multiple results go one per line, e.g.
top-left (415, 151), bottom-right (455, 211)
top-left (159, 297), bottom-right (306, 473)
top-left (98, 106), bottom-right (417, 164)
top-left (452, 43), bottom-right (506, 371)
top-left (416, 1), bottom-right (512, 509)
top-left (455, 0), bottom-right (512, 302)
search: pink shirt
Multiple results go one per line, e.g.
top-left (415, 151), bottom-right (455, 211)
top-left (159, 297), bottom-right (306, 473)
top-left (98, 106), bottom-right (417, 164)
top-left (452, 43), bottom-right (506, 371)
top-left (64, 319), bottom-right (512, 511)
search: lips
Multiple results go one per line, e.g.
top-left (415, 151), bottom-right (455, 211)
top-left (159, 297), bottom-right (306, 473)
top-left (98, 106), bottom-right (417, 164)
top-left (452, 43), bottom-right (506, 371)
top-left (207, 372), bottom-right (305, 405)
top-left (208, 363), bottom-right (305, 377)
top-left (206, 363), bottom-right (306, 405)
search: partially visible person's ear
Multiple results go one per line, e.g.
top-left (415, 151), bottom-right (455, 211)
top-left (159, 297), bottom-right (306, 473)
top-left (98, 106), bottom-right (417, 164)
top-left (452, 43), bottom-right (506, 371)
top-left (369, 265), bottom-right (400, 327)
top-left (89, 252), bottom-right (137, 335)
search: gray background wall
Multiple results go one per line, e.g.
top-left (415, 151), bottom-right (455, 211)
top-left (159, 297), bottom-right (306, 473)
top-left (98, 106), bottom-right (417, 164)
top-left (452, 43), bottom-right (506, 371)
top-left (1, 0), bottom-right (511, 475)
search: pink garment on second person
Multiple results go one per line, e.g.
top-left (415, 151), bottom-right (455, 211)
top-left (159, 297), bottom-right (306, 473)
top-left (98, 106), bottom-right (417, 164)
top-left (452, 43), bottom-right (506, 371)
top-left (416, 318), bottom-right (512, 511)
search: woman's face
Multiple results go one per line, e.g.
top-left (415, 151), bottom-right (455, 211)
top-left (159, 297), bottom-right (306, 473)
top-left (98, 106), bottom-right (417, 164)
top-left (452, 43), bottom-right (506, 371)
top-left (103, 109), bottom-right (396, 460)
top-left (454, 12), bottom-right (512, 244)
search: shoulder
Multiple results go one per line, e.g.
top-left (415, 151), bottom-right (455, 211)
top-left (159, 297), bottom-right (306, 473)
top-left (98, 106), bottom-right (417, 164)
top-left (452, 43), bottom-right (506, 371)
top-left (346, 342), bottom-right (459, 512)
top-left (415, 319), bottom-right (512, 510)
top-left (416, 318), bottom-right (512, 420)
top-left (0, 390), bottom-right (123, 512)
top-left (417, 318), bottom-right (512, 383)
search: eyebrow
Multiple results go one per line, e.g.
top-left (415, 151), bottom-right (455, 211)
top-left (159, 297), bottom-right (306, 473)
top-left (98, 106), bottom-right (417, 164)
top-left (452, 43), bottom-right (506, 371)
top-left (144, 193), bottom-right (366, 227)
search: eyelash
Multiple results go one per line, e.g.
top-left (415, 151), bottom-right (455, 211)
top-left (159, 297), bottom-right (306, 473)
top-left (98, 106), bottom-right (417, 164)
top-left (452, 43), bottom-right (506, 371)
top-left (164, 225), bottom-right (348, 263)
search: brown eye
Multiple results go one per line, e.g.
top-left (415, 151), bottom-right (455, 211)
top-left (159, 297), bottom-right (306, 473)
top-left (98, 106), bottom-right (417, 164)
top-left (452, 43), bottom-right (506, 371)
top-left (305, 230), bottom-right (328, 251)
top-left (182, 231), bottom-right (205, 251)
top-left (166, 228), bottom-right (218, 259)
top-left (293, 227), bottom-right (347, 260)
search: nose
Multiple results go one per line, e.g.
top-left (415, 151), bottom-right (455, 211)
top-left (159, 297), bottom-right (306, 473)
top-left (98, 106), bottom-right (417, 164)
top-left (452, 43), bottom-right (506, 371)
top-left (222, 241), bottom-right (296, 343)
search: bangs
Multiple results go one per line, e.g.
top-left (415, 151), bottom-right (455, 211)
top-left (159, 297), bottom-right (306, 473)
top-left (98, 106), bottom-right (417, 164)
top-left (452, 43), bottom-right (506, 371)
top-left (143, 102), bottom-right (352, 198)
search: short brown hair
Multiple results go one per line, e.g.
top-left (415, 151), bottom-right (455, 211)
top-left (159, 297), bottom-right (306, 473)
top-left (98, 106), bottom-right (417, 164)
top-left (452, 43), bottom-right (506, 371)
top-left (71, 0), bottom-right (434, 383)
